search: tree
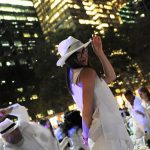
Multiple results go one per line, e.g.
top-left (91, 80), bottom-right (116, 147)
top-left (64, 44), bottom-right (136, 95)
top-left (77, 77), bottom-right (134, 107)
top-left (118, 14), bottom-right (150, 82)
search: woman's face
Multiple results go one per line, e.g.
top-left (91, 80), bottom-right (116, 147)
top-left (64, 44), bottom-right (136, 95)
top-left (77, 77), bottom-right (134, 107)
top-left (139, 91), bottom-right (148, 102)
top-left (76, 48), bottom-right (88, 66)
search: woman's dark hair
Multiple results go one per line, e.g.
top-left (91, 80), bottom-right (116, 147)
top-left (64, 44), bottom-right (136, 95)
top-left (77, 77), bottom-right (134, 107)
top-left (63, 110), bottom-right (82, 136)
top-left (65, 52), bottom-right (89, 94)
top-left (65, 49), bottom-right (102, 94)
top-left (39, 119), bottom-right (55, 137)
top-left (124, 90), bottom-right (133, 96)
top-left (138, 86), bottom-right (150, 101)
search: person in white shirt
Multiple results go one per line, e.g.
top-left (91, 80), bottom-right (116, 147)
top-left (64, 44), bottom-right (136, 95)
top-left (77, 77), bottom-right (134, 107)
top-left (138, 86), bottom-right (150, 148)
top-left (0, 103), bottom-right (60, 150)
top-left (124, 90), bottom-right (150, 139)
top-left (138, 86), bottom-right (150, 118)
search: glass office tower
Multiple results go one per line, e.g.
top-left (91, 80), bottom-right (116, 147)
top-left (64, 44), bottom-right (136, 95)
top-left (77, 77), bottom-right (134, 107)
top-left (33, 0), bottom-right (123, 42)
top-left (0, 0), bottom-right (43, 116)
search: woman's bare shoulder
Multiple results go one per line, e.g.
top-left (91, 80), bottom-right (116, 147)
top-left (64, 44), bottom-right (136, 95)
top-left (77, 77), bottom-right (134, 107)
top-left (80, 67), bottom-right (96, 81)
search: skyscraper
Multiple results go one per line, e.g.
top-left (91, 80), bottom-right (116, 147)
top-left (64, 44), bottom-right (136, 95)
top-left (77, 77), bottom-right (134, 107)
top-left (33, 0), bottom-right (123, 42)
top-left (119, 0), bottom-right (150, 23)
top-left (0, 0), bottom-right (43, 116)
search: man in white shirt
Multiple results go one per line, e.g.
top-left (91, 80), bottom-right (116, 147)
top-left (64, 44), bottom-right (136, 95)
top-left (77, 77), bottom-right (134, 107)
top-left (0, 103), bottom-right (60, 150)
top-left (124, 90), bottom-right (150, 139)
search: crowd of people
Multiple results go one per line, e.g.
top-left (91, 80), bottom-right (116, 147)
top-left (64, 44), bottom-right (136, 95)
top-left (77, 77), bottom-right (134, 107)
top-left (124, 87), bottom-right (150, 149)
top-left (0, 35), bottom-right (150, 150)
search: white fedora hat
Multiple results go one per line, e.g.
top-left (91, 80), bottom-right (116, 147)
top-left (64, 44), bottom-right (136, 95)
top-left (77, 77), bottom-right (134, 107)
top-left (57, 36), bottom-right (91, 67)
top-left (0, 118), bottom-right (18, 136)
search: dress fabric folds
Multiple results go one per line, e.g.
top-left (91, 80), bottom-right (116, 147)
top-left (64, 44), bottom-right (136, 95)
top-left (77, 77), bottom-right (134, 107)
top-left (72, 68), bottom-right (134, 150)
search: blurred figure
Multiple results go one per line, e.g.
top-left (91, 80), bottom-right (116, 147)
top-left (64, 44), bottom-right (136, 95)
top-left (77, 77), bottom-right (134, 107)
top-left (54, 122), bottom-right (66, 143)
top-left (0, 103), bottom-right (60, 150)
top-left (63, 110), bottom-right (88, 150)
top-left (138, 86), bottom-right (150, 148)
top-left (138, 86), bottom-right (150, 116)
top-left (39, 118), bottom-right (55, 137)
top-left (124, 90), bottom-right (150, 140)
top-left (54, 121), bottom-right (72, 150)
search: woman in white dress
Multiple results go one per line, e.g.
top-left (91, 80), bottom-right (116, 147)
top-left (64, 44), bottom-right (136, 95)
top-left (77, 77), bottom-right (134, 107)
top-left (56, 35), bottom-right (133, 150)
top-left (138, 86), bottom-right (150, 117)
top-left (138, 86), bottom-right (150, 148)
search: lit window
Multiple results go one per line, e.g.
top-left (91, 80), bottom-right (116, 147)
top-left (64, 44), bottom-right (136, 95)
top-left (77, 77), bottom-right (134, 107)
top-left (34, 33), bottom-right (38, 38)
top-left (47, 110), bottom-right (54, 115)
top-left (30, 94), bottom-right (38, 100)
top-left (6, 61), bottom-right (15, 66)
top-left (27, 17), bottom-right (38, 21)
top-left (14, 41), bottom-right (22, 47)
top-left (0, 15), bottom-right (4, 19)
top-left (17, 97), bottom-right (26, 102)
top-left (1, 41), bottom-right (9, 47)
top-left (36, 113), bottom-right (44, 119)
top-left (1, 80), bottom-right (6, 84)
top-left (51, 0), bottom-right (61, 9)
top-left (100, 30), bottom-right (105, 34)
top-left (74, 4), bottom-right (80, 9)
top-left (140, 14), bottom-right (145, 18)
top-left (0, 0), bottom-right (33, 7)
top-left (28, 47), bottom-right (33, 50)
top-left (34, 0), bottom-right (41, 8)
top-left (0, 62), bottom-right (2, 67)
top-left (68, 104), bottom-right (78, 111)
top-left (23, 33), bottom-right (31, 38)
top-left (114, 28), bottom-right (118, 32)
top-left (29, 40), bottom-right (35, 43)
top-left (9, 102), bottom-right (12, 105)
top-left (12, 22), bottom-right (17, 24)
top-left (26, 22), bottom-right (33, 25)
top-left (104, 5), bottom-right (112, 10)
top-left (3, 15), bottom-right (16, 20)
top-left (110, 14), bottom-right (115, 19)
top-left (19, 59), bottom-right (27, 65)
top-left (96, 23), bottom-right (109, 30)
top-left (0, 6), bottom-right (22, 13)
top-left (16, 16), bottom-right (27, 20)
top-left (17, 88), bottom-right (23, 92)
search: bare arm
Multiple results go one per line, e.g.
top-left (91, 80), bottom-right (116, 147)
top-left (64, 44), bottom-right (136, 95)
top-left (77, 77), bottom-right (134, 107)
top-left (92, 36), bottom-right (116, 83)
top-left (80, 68), bottom-right (96, 138)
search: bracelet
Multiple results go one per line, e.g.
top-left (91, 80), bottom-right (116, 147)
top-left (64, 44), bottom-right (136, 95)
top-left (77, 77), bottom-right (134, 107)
top-left (82, 135), bottom-right (88, 141)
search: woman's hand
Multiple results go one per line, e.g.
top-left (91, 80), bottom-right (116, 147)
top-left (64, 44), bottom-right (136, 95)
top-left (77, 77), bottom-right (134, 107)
top-left (91, 35), bottom-right (103, 56)
top-left (82, 135), bottom-right (89, 148)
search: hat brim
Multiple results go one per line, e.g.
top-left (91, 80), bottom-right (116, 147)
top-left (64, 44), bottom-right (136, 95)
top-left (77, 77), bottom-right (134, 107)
top-left (57, 40), bottom-right (91, 67)
top-left (1, 122), bottom-right (19, 136)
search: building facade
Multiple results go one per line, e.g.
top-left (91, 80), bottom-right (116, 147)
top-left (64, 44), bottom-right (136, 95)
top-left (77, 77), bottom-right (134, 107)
top-left (119, 0), bottom-right (150, 23)
top-left (33, 0), bottom-right (125, 42)
top-left (0, 0), bottom-right (43, 117)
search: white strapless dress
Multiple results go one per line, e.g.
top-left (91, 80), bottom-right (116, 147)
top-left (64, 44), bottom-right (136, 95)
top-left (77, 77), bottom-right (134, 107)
top-left (71, 68), bottom-right (134, 150)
